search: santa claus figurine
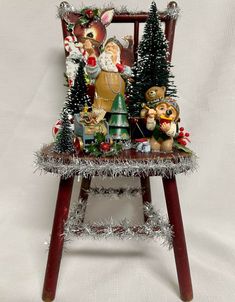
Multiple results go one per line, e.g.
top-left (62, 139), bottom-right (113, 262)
top-left (85, 37), bottom-right (132, 112)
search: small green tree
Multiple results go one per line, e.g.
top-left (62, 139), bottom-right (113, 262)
top-left (65, 59), bottom-right (91, 115)
top-left (53, 108), bottom-right (74, 153)
top-left (127, 1), bottom-right (177, 117)
top-left (109, 94), bottom-right (130, 140)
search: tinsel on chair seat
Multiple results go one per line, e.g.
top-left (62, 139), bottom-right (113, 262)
top-left (35, 143), bottom-right (197, 179)
top-left (64, 201), bottom-right (173, 248)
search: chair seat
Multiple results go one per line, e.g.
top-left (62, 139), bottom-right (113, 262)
top-left (35, 143), bottom-right (197, 178)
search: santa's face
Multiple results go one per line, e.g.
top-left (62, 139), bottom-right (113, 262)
top-left (155, 102), bottom-right (178, 121)
top-left (98, 42), bottom-right (121, 72)
top-left (104, 41), bottom-right (119, 55)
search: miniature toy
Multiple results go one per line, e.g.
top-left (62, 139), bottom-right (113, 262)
top-left (74, 109), bottom-right (109, 148)
top-left (136, 140), bottom-right (151, 153)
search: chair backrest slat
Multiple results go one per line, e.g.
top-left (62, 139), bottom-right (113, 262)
top-left (112, 12), bottom-right (177, 62)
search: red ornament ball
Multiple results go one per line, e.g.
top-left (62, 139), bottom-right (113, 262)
top-left (85, 9), bottom-right (94, 18)
top-left (100, 142), bottom-right (111, 152)
top-left (185, 132), bottom-right (190, 137)
top-left (182, 140), bottom-right (187, 146)
top-left (74, 137), bottom-right (82, 151)
top-left (180, 127), bottom-right (184, 131)
top-left (179, 131), bottom-right (184, 137)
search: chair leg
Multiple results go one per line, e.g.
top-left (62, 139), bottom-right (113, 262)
top-left (162, 176), bottom-right (193, 302)
top-left (78, 176), bottom-right (92, 223)
top-left (42, 176), bottom-right (74, 302)
top-left (140, 176), bottom-right (152, 222)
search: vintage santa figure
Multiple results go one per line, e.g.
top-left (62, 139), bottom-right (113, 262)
top-left (85, 37), bottom-right (132, 112)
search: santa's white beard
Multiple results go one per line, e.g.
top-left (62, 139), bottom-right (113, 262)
top-left (98, 51), bottom-right (121, 72)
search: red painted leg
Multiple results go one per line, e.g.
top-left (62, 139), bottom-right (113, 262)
top-left (42, 176), bottom-right (74, 301)
top-left (140, 176), bottom-right (152, 222)
top-left (162, 176), bottom-right (193, 301)
top-left (78, 176), bottom-right (91, 223)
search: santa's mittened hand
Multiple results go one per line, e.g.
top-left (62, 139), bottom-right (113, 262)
top-left (87, 56), bottom-right (97, 66)
top-left (116, 63), bottom-right (124, 73)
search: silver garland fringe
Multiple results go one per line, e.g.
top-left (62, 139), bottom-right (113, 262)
top-left (89, 186), bottom-right (141, 198)
top-left (35, 146), bottom-right (197, 179)
top-left (57, 2), bottom-right (180, 20)
top-left (64, 200), bottom-right (173, 248)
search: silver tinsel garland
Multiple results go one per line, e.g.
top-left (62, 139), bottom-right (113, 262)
top-left (57, 2), bottom-right (180, 20)
top-left (35, 145), bottom-right (197, 179)
top-left (64, 200), bottom-right (173, 248)
top-left (89, 186), bottom-right (141, 198)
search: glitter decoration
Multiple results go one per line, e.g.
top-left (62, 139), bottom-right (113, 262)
top-left (64, 200), bottom-right (173, 248)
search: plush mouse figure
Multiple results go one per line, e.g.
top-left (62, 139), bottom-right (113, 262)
top-left (146, 97), bottom-right (180, 152)
top-left (140, 86), bottom-right (166, 118)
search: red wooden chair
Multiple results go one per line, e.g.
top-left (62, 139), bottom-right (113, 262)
top-left (37, 2), bottom-right (196, 301)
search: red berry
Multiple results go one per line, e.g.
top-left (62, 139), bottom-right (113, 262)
top-left (179, 132), bottom-right (184, 137)
top-left (180, 127), bottom-right (184, 131)
top-left (182, 140), bottom-right (187, 146)
top-left (185, 132), bottom-right (190, 137)
top-left (177, 138), bottom-right (183, 144)
top-left (85, 9), bottom-right (94, 18)
top-left (100, 142), bottom-right (111, 152)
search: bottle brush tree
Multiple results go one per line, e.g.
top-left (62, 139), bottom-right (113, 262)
top-left (127, 1), bottom-right (177, 117)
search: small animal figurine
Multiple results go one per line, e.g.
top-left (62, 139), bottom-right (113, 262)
top-left (146, 97), bottom-right (180, 152)
top-left (140, 86), bottom-right (166, 118)
top-left (62, 7), bottom-right (115, 58)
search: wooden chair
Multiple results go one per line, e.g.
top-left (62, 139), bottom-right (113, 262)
top-left (38, 2), bottom-right (196, 301)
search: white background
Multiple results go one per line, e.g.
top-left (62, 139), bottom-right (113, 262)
top-left (0, 0), bottom-right (235, 301)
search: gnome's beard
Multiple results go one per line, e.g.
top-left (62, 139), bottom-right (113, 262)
top-left (98, 50), bottom-right (121, 72)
